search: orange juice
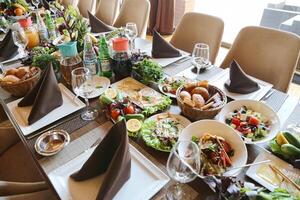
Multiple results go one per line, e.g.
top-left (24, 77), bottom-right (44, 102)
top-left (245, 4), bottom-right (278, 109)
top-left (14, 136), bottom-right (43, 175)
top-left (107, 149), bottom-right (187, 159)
top-left (25, 30), bottom-right (40, 49)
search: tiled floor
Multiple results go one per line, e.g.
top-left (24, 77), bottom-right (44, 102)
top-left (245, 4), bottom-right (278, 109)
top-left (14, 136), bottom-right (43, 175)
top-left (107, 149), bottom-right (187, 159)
top-left (145, 35), bottom-right (300, 99)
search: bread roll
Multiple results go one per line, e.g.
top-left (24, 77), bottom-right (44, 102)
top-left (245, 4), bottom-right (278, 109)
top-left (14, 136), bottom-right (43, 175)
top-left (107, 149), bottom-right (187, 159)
top-left (5, 68), bottom-right (18, 76)
top-left (2, 75), bottom-right (20, 83)
top-left (191, 87), bottom-right (209, 101)
top-left (192, 94), bottom-right (205, 108)
top-left (180, 91), bottom-right (191, 100)
top-left (15, 67), bottom-right (30, 79)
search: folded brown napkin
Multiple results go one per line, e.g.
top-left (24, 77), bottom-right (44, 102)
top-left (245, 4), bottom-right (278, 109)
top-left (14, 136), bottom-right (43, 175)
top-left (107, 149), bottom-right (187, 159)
top-left (71, 120), bottom-right (131, 200)
top-left (152, 30), bottom-right (181, 58)
top-left (18, 63), bottom-right (63, 125)
top-left (224, 60), bottom-right (260, 94)
top-left (0, 30), bottom-right (18, 62)
top-left (88, 11), bottom-right (115, 33)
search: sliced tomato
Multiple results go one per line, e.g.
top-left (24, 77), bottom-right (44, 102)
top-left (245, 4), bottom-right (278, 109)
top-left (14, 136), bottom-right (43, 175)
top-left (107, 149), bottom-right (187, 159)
top-left (248, 116), bottom-right (260, 126)
top-left (231, 117), bottom-right (240, 126)
top-left (111, 109), bottom-right (120, 120)
top-left (123, 104), bottom-right (135, 115)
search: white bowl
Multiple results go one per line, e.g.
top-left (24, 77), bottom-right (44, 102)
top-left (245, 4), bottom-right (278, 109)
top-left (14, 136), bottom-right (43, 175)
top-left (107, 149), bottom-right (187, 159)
top-left (179, 120), bottom-right (248, 176)
top-left (217, 99), bottom-right (280, 144)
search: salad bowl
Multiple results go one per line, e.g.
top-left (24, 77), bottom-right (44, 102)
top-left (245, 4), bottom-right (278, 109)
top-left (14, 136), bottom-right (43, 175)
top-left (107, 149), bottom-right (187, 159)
top-left (218, 100), bottom-right (280, 144)
top-left (179, 120), bottom-right (248, 176)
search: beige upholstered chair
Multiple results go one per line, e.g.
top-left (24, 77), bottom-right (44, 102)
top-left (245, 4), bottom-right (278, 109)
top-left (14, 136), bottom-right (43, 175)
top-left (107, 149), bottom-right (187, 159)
top-left (60, 0), bottom-right (78, 7)
top-left (77, 0), bottom-right (97, 18)
top-left (220, 26), bottom-right (300, 92)
top-left (113, 0), bottom-right (150, 38)
top-left (95, 0), bottom-right (121, 25)
top-left (170, 12), bottom-right (224, 64)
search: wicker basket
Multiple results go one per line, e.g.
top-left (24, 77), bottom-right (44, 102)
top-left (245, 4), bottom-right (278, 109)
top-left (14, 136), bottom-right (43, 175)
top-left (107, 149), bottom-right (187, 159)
top-left (176, 85), bottom-right (227, 121)
top-left (0, 68), bottom-right (41, 97)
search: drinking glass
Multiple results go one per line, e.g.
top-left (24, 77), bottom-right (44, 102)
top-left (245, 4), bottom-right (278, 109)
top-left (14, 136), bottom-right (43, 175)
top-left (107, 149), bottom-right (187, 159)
top-left (12, 30), bottom-right (28, 57)
top-left (126, 22), bottom-right (138, 51)
top-left (49, 2), bottom-right (58, 18)
top-left (166, 140), bottom-right (200, 199)
top-left (32, 0), bottom-right (40, 9)
top-left (72, 67), bottom-right (98, 121)
top-left (192, 43), bottom-right (210, 79)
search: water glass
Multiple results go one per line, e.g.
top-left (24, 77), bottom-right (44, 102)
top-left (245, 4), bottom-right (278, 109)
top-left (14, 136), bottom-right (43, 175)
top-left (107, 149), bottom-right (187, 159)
top-left (49, 2), bottom-right (58, 18)
top-left (32, 0), bottom-right (40, 9)
top-left (192, 43), bottom-right (210, 79)
top-left (126, 22), bottom-right (138, 51)
top-left (12, 30), bottom-right (28, 57)
top-left (71, 67), bottom-right (98, 121)
top-left (166, 140), bottom-right (200, 199)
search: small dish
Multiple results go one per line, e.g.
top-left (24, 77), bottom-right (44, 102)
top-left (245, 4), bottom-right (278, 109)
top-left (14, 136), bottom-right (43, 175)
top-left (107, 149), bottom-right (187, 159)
top-left (35, 129), bottom-right (70, 156)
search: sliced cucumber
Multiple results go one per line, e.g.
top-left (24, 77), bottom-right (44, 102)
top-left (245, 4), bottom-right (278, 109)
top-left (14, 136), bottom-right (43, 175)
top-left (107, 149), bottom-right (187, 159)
top-left (125, 114), bottom-right (144, 121)
top-left (282, 131), bottom-right (300, 149)
top-left (281, 144), bottom-right (300, 157)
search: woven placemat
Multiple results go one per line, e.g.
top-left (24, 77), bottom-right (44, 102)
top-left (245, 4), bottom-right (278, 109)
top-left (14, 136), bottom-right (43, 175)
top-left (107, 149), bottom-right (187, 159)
top-left (263, 89), bottom-right (288, 112)
top-left (164, 58), bottom-right (194, 76)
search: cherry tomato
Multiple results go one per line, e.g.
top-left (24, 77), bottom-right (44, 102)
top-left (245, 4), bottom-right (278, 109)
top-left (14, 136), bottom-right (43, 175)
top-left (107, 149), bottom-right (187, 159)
top-left (248, 116), bottom-right (260, 126)
top-left (231, 117), bottom-right (240, 126)
top-left (111, 109), bottom-right (120, 120)
top-left (124, 104), bottom-right (135, 115)
top-left (109, 102), bottom-right (119, 111)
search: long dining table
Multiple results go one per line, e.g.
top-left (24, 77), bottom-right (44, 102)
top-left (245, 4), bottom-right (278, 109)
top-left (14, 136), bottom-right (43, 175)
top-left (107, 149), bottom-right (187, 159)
top-left (0, 38), bottom-right (300, 199)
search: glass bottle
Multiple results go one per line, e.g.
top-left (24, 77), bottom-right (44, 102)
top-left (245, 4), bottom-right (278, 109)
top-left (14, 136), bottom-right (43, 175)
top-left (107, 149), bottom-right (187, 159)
top-left (18, 17), bottom-right (40, 49)
top-left (36, 11), bottom-right (49, 43)
top-left (44, 10), bottom-right (57, 41)
top-left (98, 36), bottom-right (112, 78)
top-left (83, 35), bottom-right (99, 75)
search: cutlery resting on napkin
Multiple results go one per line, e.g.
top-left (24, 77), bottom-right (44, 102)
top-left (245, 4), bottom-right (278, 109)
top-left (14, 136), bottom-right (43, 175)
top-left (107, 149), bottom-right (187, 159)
top-left (71, 120), bottom-right (131, 200)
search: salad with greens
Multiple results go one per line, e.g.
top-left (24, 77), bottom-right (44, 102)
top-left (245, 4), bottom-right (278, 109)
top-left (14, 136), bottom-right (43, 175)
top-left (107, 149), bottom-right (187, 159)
top-left (225, 106), bottom-right (271, 141)
top-left (132, 59), bottom-right (163, 85)
top-left (140, 113), bottom-right (184, 152)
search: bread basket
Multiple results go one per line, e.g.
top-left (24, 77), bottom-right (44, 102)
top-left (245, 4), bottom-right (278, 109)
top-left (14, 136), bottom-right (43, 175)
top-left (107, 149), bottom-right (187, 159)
top-left (0, 67), bottom-right (41, 97)
top-left (176, 85), bottom-right (227, 121)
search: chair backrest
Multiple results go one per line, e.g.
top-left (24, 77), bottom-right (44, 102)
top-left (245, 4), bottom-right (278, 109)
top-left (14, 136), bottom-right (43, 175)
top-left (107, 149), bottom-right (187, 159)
top-left (60, 0), bottom-right (79, 7)
top-left (170, 12), bottom-right (224, 64)
top-left (220, 26), bottom-right (300, 92)
top-left (113, 0), bottom-right (150, 38)
top-left (95, 0), bottom-right (121, 25)
top-left (77, 0), bottom-right (96, 18)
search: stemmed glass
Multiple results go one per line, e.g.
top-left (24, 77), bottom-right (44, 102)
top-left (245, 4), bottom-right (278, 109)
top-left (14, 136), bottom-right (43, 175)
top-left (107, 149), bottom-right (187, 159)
top-left (192, 43), bottom-right (210, 79)
top-left (126, 22), bottom-right (138, 51)
top-left (12, 30), bottom-right (28, 58)
top-left (166, 140), bottom-right (200, 200)
top-left (72, 67), bottom-right (98, 121)
top-left (32, 0), bottom-right (40, 9)
top-left (49, 2), bottom-right (58, 19)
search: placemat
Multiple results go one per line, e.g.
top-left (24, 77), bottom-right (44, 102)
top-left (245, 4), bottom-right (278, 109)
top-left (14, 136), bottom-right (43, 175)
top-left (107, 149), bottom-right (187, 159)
top-left (174, 65), bottom-right (223, 81)
top-left (263, 89), bottom-right (288, 112)
top-left (164, 57), bottom-right (194, 76)
top-left (283, 102), bottom-right (300, 129)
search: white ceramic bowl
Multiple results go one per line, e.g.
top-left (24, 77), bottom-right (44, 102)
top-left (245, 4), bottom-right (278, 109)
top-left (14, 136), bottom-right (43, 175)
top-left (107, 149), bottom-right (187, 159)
top-left (218, 99), bottom-right (280, 144)
top-left (179, 120), bottom-right (248, 176)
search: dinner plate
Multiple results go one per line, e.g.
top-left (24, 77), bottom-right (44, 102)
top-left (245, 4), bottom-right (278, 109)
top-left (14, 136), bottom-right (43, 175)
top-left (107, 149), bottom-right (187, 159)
top-left (246, 150), bottom-right (300, 193)
top-left (158, 76), bottom-right (192, 98)
top-left (179, 120), bottom-right (248, 176)
top-left (7, 84), bottom-right (85, 136)
top-left (209, 68), bottom-right (273, 101)
top-left (140, 113), bottom-right (191, 152)
top-left (217, 99), bottom-right (280, 144)
top-left (48, 144), bottom-right (170, 200)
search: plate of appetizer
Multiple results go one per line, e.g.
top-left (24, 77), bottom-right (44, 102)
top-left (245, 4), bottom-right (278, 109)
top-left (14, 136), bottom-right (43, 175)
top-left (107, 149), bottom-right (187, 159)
top-left (179, 120), bottom-right (247, 176)
top-left (110, 77), bottom-right (172, 116)
top-left (99, 89), bottom-right (144, 137)
top-left (140, 112), bottom-right (191, 152)
top-left (158, 76), bottom-right (192, 98)
top-left (218, 100), bottom-right (280, 144)
top-left (246, 150), bottom-right (300, 197)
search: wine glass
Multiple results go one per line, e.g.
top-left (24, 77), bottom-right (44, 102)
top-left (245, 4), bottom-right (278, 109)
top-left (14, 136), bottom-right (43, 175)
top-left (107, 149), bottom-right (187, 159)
top-left (32, 0), bottom-right (40, 9)
top-left (71, 67), bottom-right (98, 121)
top-left (12, 30), bottom-right (28, 57)
top-left (166, 140), bottom-right (200, 199)
top-left (192, 43), bottom-right (210, 79)
top-left (49, 2), bottom-right (58, 18)
top-left (126, 22), bottom-right (138, 51)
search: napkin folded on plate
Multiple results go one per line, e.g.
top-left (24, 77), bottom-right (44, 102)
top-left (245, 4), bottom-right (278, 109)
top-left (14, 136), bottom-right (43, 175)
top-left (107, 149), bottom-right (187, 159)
top-left (152, 30), bottom-right (181, 58)
top-left (88, 11), bottom-right (115, 33)
top-left (71, 120), bottom-right (131, 200)
top-left (224, 60), bottom-right (260, 94)
top-left (0, 30), bottom-right (18, 62)
top-left (18, 63), bottom-right (63, 125)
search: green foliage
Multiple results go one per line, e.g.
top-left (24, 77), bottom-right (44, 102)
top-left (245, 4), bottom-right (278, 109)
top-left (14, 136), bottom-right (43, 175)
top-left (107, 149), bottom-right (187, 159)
top-left (133, 59), bottom-right (163, 85)
top-left (32, 54), bottom-right (60, 73)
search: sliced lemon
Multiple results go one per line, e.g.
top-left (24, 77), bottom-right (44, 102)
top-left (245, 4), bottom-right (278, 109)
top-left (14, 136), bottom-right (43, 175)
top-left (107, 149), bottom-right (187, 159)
top-left (126, 119), bottom-right (142, 132)
top-left (105, 88), bottom-right (118, 99)
top-left (276, 132), bottom-right (289, 146)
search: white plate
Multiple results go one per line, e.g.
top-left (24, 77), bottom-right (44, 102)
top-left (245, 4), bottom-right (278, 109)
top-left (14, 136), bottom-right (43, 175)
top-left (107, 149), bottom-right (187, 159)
top-left (158, 76), bottom-right (192, 98)
top-left (209, 68), bottom-right (273, 101)
top-left (79, 76), bottom-right (110, 99)
top-left (179, 120), bottom-right (248, 176)
top-left (246, 150), bottom-right (300, 192)
top-left (147, 112), bottom-right (191, 127)
top-left (143, 44), bottom-right (190, 67)
top-left (7, 84), bottom-right (85, 136)
top-left (217, 99), bottom-right (280, 144)
top-left (48, 144), bottom-right (170, 200)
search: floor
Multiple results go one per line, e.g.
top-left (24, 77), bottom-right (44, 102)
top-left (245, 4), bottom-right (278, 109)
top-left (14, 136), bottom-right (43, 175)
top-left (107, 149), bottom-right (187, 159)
top-left (145, 35), bottom-right (300, 99)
